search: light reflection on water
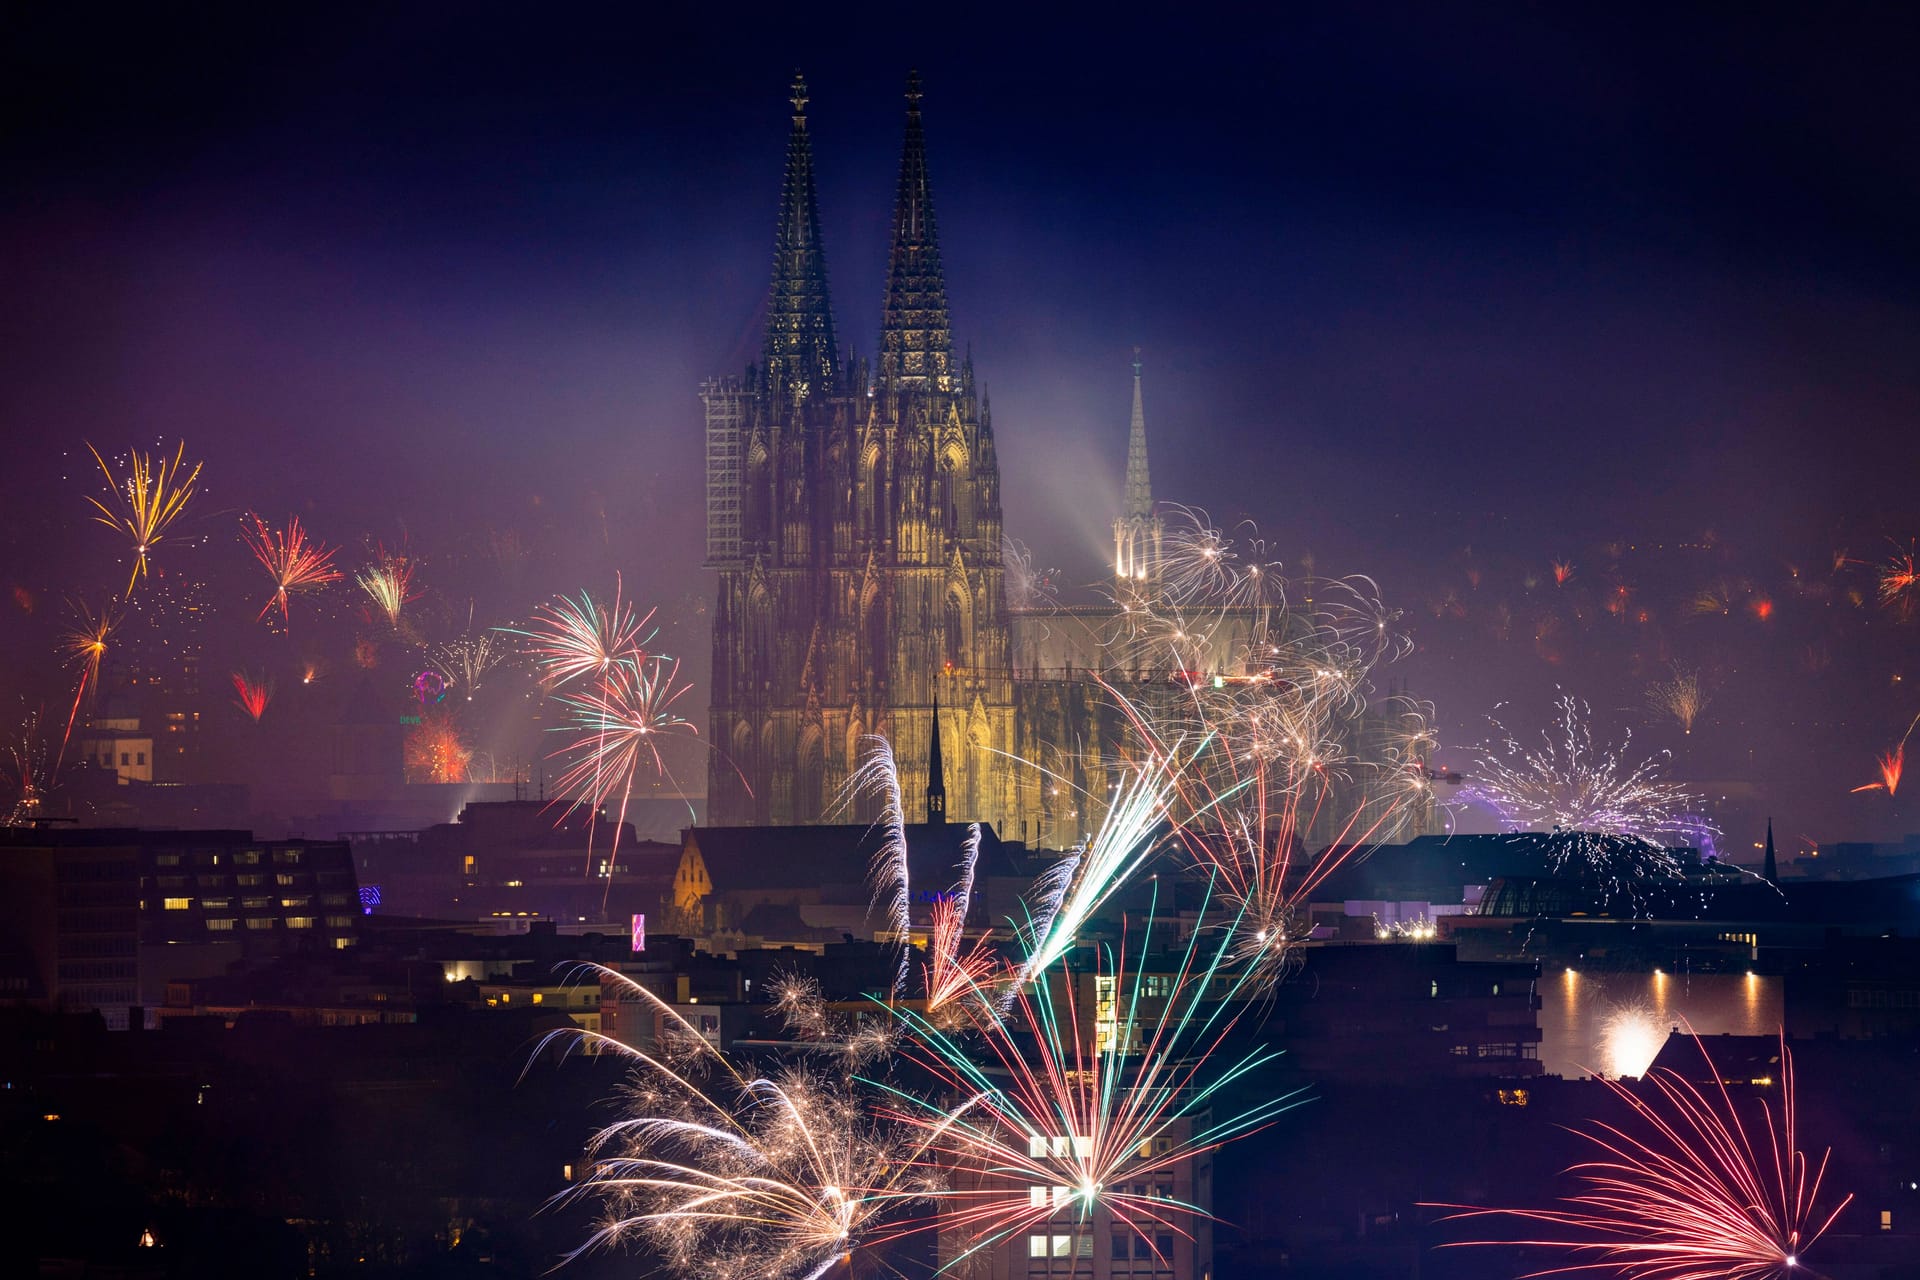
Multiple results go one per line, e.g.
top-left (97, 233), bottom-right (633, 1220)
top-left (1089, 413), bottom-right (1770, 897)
top-left (1539, 968), bottom-right (1779, 1078)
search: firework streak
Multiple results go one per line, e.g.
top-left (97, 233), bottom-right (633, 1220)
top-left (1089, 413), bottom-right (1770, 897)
top-left (1429, 1032), bottom-right (1851, 1279)
top-left (242, 514), bottom-right (342, 623)
top-left (542, 968), bottom-right (971, 1280)
top-left (875, 886), bottom-right (1301, 1273)
top-left (86, 441), bottom-right (203, 597)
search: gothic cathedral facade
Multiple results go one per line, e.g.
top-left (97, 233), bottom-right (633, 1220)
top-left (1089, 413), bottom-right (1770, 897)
top-left (705, 75), bottom-right (1019, 833)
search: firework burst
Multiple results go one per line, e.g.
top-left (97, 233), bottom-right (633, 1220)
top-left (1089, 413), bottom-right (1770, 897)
top-left (5, 711), bottom-right (55, 826)
top-left (548, 969), bottom-right (960, 1280)
top-left (242, 514), bottom-right (342, 623)
top-left (1646, 666), bottom-right (1712, 735)
top-left (230, 671), bottom-right (273, 722)
top-left (432, 624), bottom-right (510, 700)
top-left (1430, 1033), bottom-right (1851, 1280)
top-left (1879, 542), bottom-right (1919, 621)
top-left (550, 651), bottom-right (697, 876)
top-left (57, 599), bottom-right (117, 765)
top-left (85, 440), bottom-right (204, 597)
top-left (355, 548), bottom-right (417, 627)
top-left (508, 581), bottom-right (656, 689)
top-left (1850, 711), bottom-right (1918, 798)
top-left (1091, 509), bottom-right (1435, 982)
top-left (1003, 535), bottom-right (1061, 613)
top-left (878, 890), bottom-right (1300, 1271)
top-left (405, 710), bottom-right (473, 783)
top-left (1464, 694), bottom-right (1717, 869)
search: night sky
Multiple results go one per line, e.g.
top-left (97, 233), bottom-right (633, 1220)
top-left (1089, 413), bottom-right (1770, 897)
top-left (5, 5), bottom-right (1918, 845)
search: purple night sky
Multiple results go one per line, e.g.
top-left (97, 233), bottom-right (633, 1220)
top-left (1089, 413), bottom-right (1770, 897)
top-left (4, 5), bottom-right (1917, 847)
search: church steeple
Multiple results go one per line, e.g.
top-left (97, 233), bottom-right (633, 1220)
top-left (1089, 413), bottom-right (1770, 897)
top-left (1124, 348), bottom-right (1152, 518)
top-left (926, 688), bottom-right (947, 824)
top-left (764, 72), bottom-right (839, 397)
top-left (1763, 817), bottom-right (1777, 882)
top-left (1113, 349), bottom-right (1163, 583)
top-left (879, 71), bottom-right (954, 391)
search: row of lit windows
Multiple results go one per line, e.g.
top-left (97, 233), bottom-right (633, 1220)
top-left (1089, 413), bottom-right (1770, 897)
top-left (1028, 1181), bottom-right (1173, 1210)
top-left (1848, 988), bottom-right (1920, 1008)
top-left (1025, 1233), bottom-right (1176, 1265)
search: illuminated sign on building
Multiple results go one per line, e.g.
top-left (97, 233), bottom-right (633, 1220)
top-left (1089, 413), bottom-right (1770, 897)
top-left (630, 913), bottom-right (646, 953)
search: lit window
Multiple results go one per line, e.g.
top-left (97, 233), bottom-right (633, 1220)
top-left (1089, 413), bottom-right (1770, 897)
top-left (1052, 1185), bottom-right (1069, 1208)
top-left (205, 918), bottom-right (235, 932)
top-left (162, 897), bottom-right (191, 911)
top-left (1028, 1235), bottom-right (1048, 1259)
top-left (245, 918), bottom-right (274, 930)
top-left (1051, 1234), bottom-right (1071, 1258)
top-left (1029, 1186), bottom-right (1047, 1209)
top-left (1883, 1210), bottom-right (1894, 1231)
top-left (286, 917), bottom-right (315, 929)
top-left (531, 992), bottom-right (543, 1004)
top-left (1029, 1135), bottom-right (1048, 1159)
top-left (1050, 1135), bottom-right (1070, 1158)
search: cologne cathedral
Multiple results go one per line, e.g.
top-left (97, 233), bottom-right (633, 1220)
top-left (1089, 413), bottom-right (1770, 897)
top-left (703, 74), bottom-right (1426, 849)
top-left (703, 73), bottom-right (1024, 835)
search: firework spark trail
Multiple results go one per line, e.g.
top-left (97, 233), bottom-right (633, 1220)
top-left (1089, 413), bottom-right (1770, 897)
top-left (5, 711), bottom-right (54, 826)
top-left (1019, 754), bottom-right (1179, 986)
top-left (241, 514), bottom-right (342, 623)
top-left (432, 612), bottom-right (511, 699)
top-left (542, 966), bottom-right (966, 1280)
top-left (230, 670), bottom-right (273, 722)
top-left (505, 580), bottom-right (657, 689)
top-left (85, 441), bottom-right (204, 597)
top-left (1463, 694), bottom-right (1718, 888)
top-left (1850, 711), bottom-right (1919, 797)
top-left (923, 822), bottom-right (1000, 1022)
top-left (1112, 681), bottom-right (1430, 984)
top-left (1092, 507), bottom-right (1436, 984)
top-left (1429, 1032), bottom-right (1852, 1280)
top-left (355, 547), bottom-right (417, 627)
top-left (874, 885), bottom-right (1303, 1270)
top-left (1647, 666), bottom-right (1711, 735)
top-left (56, 600), bottom-right (116, 768)
top-left (841, 735), bottom-right (913, 997)
top-left (550, 651), bottom-right (697, 893)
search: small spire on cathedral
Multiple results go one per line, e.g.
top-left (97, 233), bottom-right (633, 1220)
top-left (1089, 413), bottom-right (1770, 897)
top-left (1124, 349), bottom-right (1152, 519)
top-left (927, 688), bottom-right (947, 825)
top-left (1763, 816), bottom-right (1777, 882)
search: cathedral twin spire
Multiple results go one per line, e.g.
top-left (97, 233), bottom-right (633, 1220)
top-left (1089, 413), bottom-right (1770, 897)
top-left (879, 71), bottom-right (955, 391)
top-left (762, 71), bottom-right (955, 397)
top-left (764, 74), bottom-right (839, 397)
